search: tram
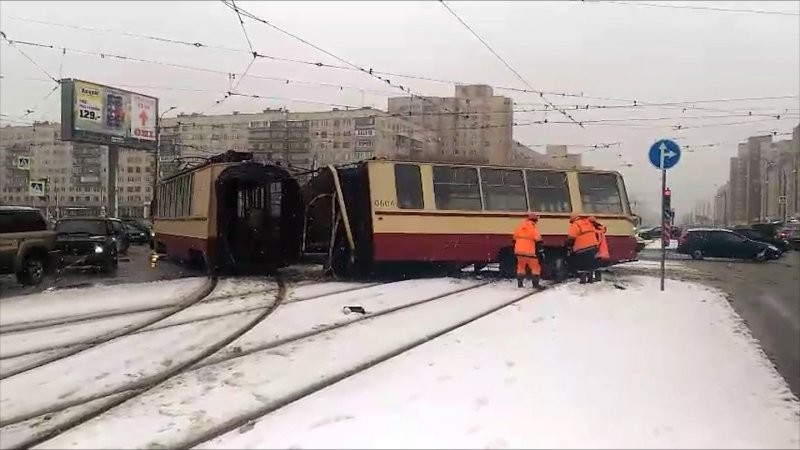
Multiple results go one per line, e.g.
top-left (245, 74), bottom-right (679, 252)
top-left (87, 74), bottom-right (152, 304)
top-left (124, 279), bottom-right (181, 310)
top-left (152, 151), bottom-right (303, 273)
top-left (303, 159), bottom-right (638, 278)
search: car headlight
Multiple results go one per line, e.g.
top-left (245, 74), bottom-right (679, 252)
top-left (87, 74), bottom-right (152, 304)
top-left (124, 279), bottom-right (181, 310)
top-left (768, 245), bottom-right (778, 252)
top-left (94, 245), bottom-right (104, 254)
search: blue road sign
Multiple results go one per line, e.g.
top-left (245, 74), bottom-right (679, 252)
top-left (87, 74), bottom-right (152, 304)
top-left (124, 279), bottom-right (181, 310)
top-left (648, 139), bottom-right (681, 170)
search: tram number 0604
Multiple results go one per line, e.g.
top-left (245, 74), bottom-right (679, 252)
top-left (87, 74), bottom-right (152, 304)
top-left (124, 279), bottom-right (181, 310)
top-left (373, 199), bottom-right (396, 208)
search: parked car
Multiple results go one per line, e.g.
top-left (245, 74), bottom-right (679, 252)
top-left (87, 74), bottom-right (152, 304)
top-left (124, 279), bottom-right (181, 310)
top-left (730, 226), bottom-right (790, 254)
top-left (677, 228), bottom-right (781, 261)
top-left (123, 223), bottom-right (150, 245)
top-left (778, 223), bottom-right (800, 250)
top-left (108, 218), bottom-right (130, 255)
top-left (638, 225), bottom-right (681, 240)
top-left (54, 217), bottom-right (118, 273)
top-left (0, 206), bottom-right (58, 285)
top-left (121, 218), bottom-right (153, 246)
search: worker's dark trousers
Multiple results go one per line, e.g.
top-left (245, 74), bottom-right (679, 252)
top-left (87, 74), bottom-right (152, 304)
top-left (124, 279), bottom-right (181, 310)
top-left (572, 246), bottom-right (599, 282)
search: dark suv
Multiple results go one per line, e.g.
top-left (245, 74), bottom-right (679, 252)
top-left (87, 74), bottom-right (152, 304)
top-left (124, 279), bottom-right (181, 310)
top-left (0, 206), bottom-right (58, 285)
top-left (677, 228), bottom-right (781, 262)
top-left (54, 217), bottom-right (118, 273)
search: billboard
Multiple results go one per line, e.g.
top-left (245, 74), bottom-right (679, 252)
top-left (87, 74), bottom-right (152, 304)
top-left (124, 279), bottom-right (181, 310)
top-left (60, 79), bottom-right (158, 150)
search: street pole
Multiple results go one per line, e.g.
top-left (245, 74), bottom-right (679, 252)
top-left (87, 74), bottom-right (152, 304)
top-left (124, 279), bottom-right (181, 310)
top-left (108, 145), bottom-right (119, 219)
top-left (660, 168), bottom-right (666, 292)
top-left (153, 106), bottom-right (176, 218)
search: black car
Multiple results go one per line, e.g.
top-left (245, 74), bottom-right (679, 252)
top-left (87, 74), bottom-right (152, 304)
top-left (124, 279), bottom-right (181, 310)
top-left (123, 223), bottom-right (150, 245)
top-left (677, 228), bottom-right (781, 262)
top-left (54, 217), bottom-right (118, 273)
top-left (121, 218), bottom-right (153, 245)
top-left (730, 227), bottom-right (790, 254)
top-left (638, 225), bottom-right (681, 240)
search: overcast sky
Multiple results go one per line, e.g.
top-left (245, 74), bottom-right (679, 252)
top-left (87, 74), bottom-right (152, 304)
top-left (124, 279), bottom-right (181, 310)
top-left (1, 1), bottom-right (798, 218)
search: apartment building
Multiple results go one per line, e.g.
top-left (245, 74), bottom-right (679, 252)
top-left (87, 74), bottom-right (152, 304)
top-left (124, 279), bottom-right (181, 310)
top-left (0, 122), bottom-right (154, 218)
top-left (510, 142), bottom-right (585, 169)
top-left (387, 85), bottom-right (513, 165)
top-left (714, 125), bottom-right (800, 226)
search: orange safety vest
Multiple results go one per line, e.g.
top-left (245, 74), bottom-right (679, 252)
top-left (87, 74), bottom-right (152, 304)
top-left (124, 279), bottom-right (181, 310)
top-left (567, 218), bottom-right (600, 252)
top-left (513, 219), bottom-right (542, 257)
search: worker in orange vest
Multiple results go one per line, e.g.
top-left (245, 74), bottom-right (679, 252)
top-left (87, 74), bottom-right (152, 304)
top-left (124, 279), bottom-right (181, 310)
top-left (565, 214), bottom-right (601, 284)
top-left (589, 216), bottom-right (610, 282)
top-left (513, 212), bottom-right (545, 289)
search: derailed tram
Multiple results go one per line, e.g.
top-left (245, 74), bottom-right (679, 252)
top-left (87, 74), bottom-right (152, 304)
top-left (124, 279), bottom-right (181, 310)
top-left (152, 151), bottom-right (303, 274)
top-left (303, 159), bottom-right (638, 279)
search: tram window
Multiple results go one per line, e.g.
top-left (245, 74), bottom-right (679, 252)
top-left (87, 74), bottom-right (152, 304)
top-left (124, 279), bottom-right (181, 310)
top-left (578, 173), bottom-right (623, 214)
top-left (480, 168), bottom-right (527, 211)
top-left (394, 164), bottom-right (423, 209)
top-left (433, 166), bottom-right (482, 211)
top-left (526, 170), bottom-right (572, 213)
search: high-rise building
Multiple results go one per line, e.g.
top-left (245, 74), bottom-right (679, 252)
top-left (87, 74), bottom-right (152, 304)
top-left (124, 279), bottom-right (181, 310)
top-left (387, 85), bottom-right (513, 165)
top-left (0, 122), bottom-right (154, 218)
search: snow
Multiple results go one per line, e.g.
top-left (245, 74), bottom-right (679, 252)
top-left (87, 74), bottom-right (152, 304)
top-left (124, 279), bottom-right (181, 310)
top-left (198, 278), bottom-right (482, 366)
top-left (0, 297), bottom-right (278, 425)
top-left (0, 278), bottom-right (205, 330)
top-left (5, 275), bottom-right (798, 449)
top-left (34, 280), bottom-right (525, 449)
top-left (644, 238), bottom-right (679, 250)
top-left (197, 276), bottom-right (799, 450)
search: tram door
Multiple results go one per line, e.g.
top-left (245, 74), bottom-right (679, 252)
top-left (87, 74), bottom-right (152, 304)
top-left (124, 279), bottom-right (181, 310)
top-left (217, 178), bottom-right (282, 272)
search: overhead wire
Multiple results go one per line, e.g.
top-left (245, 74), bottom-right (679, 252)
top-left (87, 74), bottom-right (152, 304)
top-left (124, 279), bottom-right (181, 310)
top-left (3, 18), bottom-right (796, 118)
top-left (597, 1), bottom-right (800, 17)
top-left (0, 31), bottom-right (59, 84)
top-left (439, 0), bottom-right (582, 127)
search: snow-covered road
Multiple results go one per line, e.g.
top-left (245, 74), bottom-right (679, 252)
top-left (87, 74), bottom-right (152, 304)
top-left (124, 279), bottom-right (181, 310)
top-left (0, 269), bottom-right (797, 449)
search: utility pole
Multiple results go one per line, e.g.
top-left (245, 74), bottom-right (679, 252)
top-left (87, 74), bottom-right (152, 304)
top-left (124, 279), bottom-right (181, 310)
top-left (153, 106), bottom-right (176, 218)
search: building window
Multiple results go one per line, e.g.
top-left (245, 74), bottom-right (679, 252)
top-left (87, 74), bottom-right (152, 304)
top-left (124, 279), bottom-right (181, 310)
top-left (432, 166), bottom-right (482, 211)
top-left (394, 164), bottom-right (423, 209)
top-left (357, 140), bottom-right (373, 148)
top-left (342, 141), bottom-right (351, 148)
top-left (578, 173), bottom-right (623, 214)
top-left (480, 168), bottom-right (527, 211)
top-left (526, 170), bottom-right (572, 213)
top-left (355, 151), bottom-right (373, 160)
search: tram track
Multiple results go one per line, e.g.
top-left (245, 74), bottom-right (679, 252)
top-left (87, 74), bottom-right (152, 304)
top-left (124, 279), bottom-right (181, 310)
top-left (0, 279), bottom-right (483, 434)
top-left (0, 278), bottom-right (322, 336)
top-left (182, 279), bottom-right (569, 449)
top-left (2, 278), bottom-right (567, 448)
top-left (0, 276), bottom-right (220, 381)
top-left (0, 281), bottom-right (382, 362)
top-left (1, 274), bottom-right (287, 450)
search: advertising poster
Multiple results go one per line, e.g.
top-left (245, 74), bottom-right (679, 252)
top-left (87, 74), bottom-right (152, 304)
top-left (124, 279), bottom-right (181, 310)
top-left (103, 88), bottom-right (129, 137)
top-left (73, 81), bottom-right (105, 132)
top-left (64, 79), bottom-right (158, 150)
top-left (131, 94), bottom-right (157, 141)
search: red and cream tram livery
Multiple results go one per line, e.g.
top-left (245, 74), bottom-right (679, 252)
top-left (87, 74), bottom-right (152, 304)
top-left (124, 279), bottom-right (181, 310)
top-left (152, 151), bottom-right (302, 273)
top-left (304, 159), bottom-right (638, 277)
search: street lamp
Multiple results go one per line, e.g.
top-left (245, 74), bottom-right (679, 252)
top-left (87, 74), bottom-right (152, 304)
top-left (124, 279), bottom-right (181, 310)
top-left (152, 106), bottom-right (176, 217)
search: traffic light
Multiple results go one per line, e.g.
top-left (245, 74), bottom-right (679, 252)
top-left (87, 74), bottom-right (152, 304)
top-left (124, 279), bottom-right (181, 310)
top-left (662, 188), bottom-right (672, 223)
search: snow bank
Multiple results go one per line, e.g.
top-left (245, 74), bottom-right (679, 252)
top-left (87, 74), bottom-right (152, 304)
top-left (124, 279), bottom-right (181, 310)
top-left (201, 276), bottom-right (799, 449)
top-left (0, 278), bottom-right (205, 328)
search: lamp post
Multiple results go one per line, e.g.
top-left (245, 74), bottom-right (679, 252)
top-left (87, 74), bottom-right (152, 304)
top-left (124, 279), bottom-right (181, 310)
top-left (152, 106), bottom-right (176, 218)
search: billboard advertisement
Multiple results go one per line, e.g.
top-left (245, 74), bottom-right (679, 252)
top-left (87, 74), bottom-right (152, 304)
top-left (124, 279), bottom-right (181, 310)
top-left (61, 79), bottom-right (158, 150)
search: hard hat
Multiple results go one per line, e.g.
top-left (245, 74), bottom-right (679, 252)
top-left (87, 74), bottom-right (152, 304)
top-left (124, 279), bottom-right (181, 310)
top-left (527, 212), bottom-right (539, 221)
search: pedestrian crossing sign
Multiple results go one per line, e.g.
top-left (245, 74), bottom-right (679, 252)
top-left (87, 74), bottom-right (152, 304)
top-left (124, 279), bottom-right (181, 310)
top-left (16, 156), bottom-right (31, 171)
top-left (29, 180), bottom-right (45, 197)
